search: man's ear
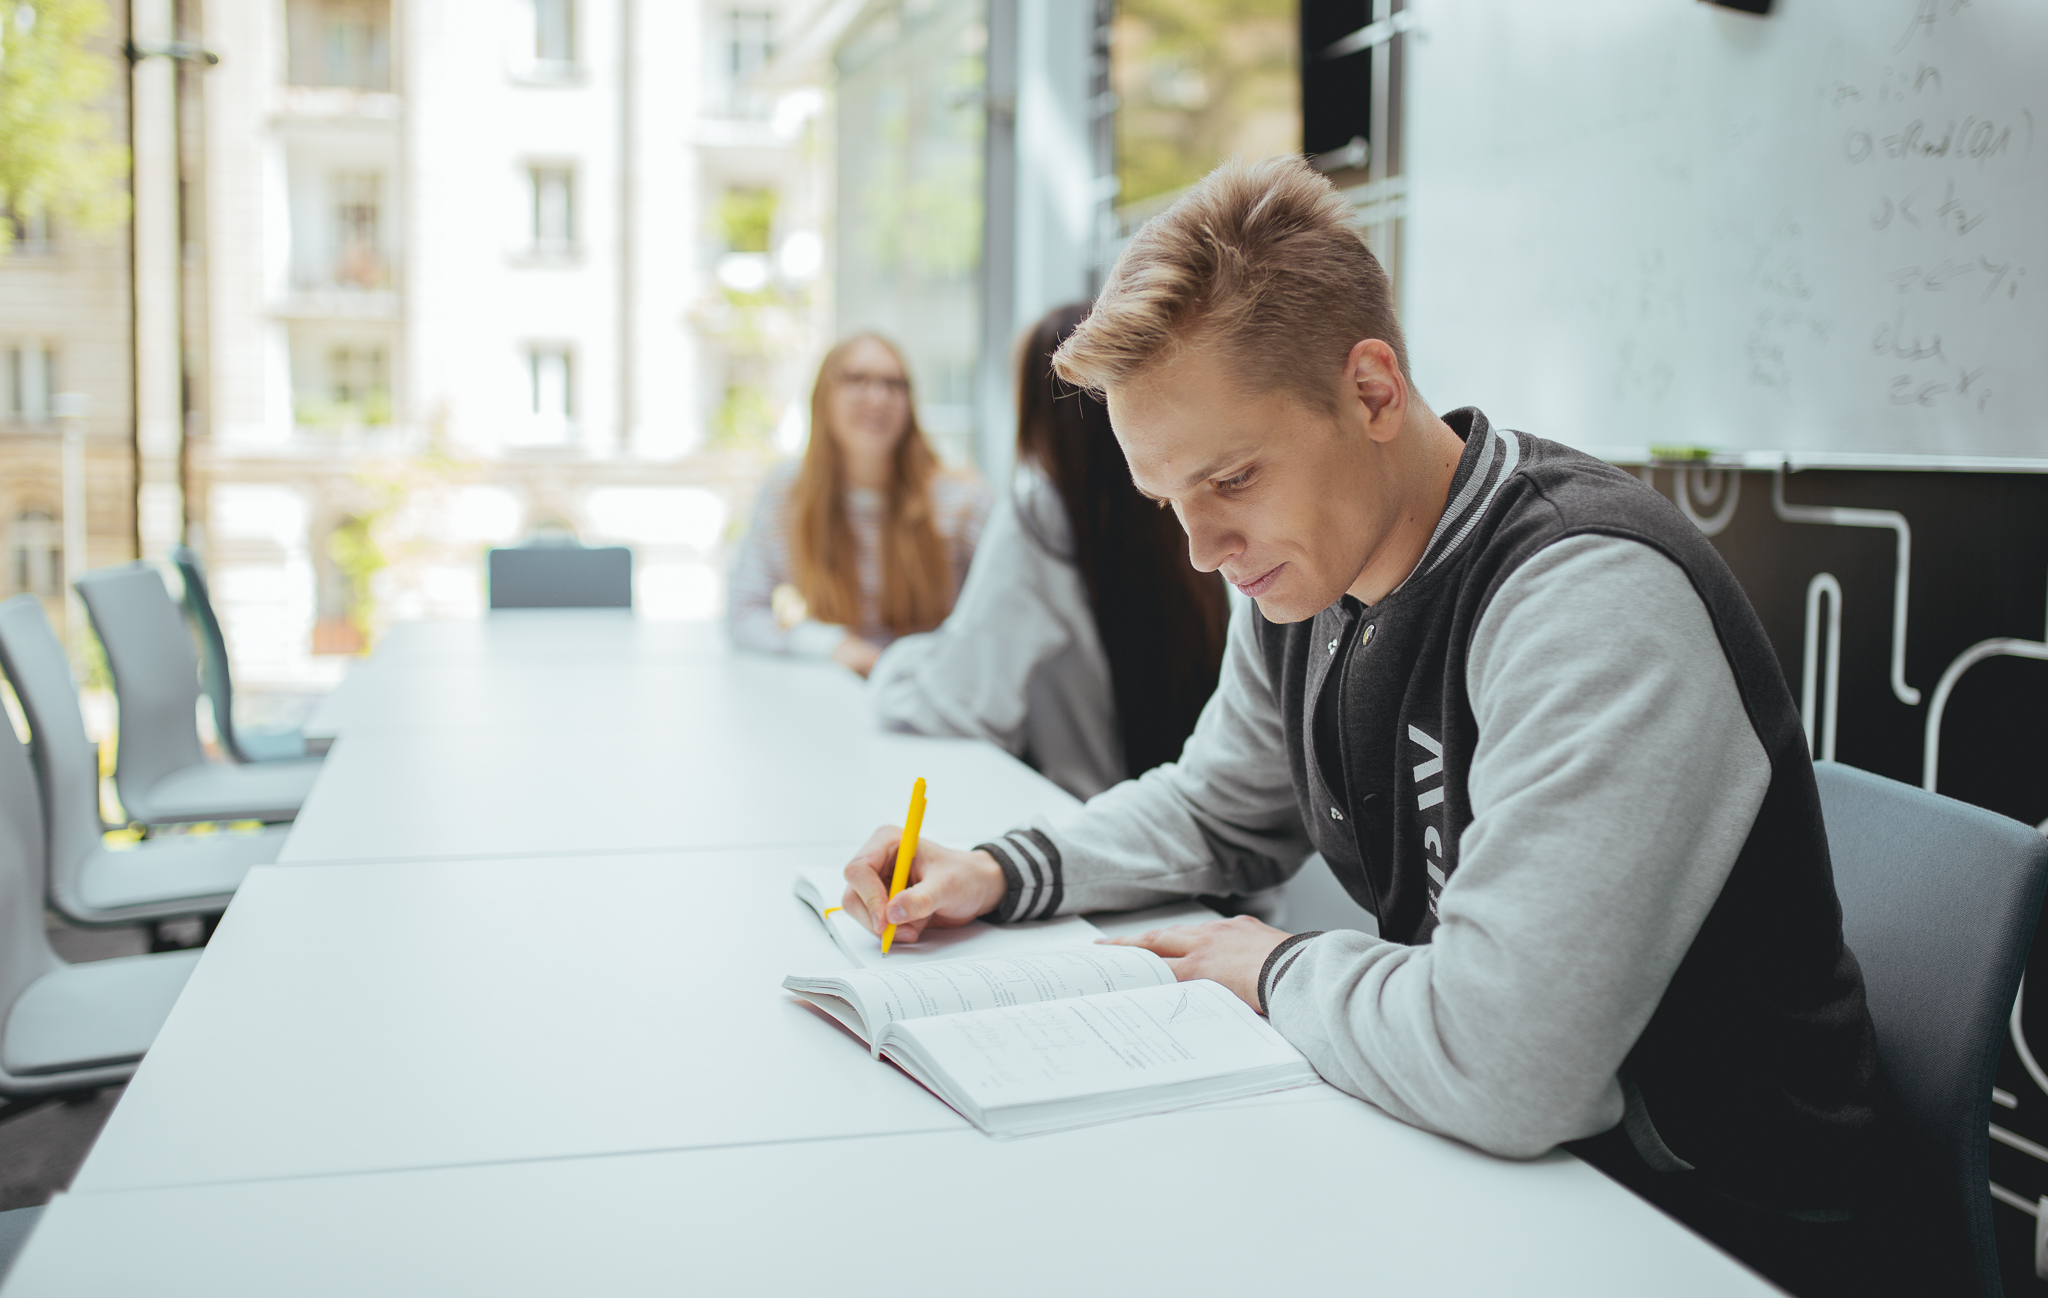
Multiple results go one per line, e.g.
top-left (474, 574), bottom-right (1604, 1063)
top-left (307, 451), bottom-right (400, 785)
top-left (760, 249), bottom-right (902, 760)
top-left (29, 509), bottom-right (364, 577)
top-left (1346, 339), bottom-right (1406, 440)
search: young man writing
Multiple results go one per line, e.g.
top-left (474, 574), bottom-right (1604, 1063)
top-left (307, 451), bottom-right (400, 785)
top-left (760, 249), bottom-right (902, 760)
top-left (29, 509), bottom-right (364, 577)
top-left (839, 157), bottom-right (1887, 1292)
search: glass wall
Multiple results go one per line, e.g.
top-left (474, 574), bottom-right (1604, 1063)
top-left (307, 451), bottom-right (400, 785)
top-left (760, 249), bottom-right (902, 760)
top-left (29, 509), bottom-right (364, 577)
top-left (832, 0), bottom-right (986, 467)
top-left (1113, 0), bottom-right (1300, 227)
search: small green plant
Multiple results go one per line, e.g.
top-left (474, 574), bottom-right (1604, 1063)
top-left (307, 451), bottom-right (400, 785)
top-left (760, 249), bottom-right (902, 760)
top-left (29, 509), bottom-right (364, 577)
top-left (329, 502), bottom-right (392, 642)
top-left (294, 388), bottom-right (394, 428)
top-left (711, 383), bottom-right (775, 448)
top-left (716, 187), bottom-right (778, 252)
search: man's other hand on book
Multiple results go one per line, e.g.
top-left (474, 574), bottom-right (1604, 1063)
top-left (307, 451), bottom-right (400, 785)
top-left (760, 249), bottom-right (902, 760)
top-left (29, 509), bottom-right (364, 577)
top-left (1098, 917), bottom-right (1293, 1013)
top-left (841, 829), bottom-right (1007, 945)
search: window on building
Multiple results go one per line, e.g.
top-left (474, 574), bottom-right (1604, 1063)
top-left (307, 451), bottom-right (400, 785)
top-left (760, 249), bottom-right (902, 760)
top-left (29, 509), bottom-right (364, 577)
top-left (9, 511), bottom-right (61, 598)
top-left (4, 344), bottom-right (56, 424)
top-left (533, 0), bottom-right (575, 66)
top-left (529, 166), bottom-right (575, 254)
top-left (331, 172), bottom-right (387, 289)
top-left (715, 10), bottom-right (775, 118)
top-left (286, 0), bottom-right (392, 91)
top-left (526, 346), bottom-right (575, 442)
top-left (329, 346), bottom-right (389, 418)
top-left (292, 334), bottom-right (391, 427)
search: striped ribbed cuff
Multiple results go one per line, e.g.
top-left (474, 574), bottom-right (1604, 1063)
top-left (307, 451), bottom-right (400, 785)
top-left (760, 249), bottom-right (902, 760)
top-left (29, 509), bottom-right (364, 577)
top-left (1257, 931), bottom-right (1324, 1016)
top-left (976, 829), bottom-right (1064, 923)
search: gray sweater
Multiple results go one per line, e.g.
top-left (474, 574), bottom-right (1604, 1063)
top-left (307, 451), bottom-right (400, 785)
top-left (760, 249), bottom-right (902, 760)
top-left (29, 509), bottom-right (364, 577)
top-left (868, 471), bottom-right (1127, 800)
top-left (992, 529), bottom-right (1770, 1160)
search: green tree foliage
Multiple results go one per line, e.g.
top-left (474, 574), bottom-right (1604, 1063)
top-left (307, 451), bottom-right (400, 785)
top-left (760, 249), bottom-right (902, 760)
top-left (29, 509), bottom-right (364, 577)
top-left (0, 0), bottom-right (128, 254)
top-left (1114, 0), bottom-right (1299, 212)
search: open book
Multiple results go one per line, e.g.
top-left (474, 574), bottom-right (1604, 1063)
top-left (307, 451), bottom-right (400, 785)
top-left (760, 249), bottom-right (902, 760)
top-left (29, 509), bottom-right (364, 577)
top-left (791, 866), bottom-right (1104, 968)
top-left (783, 946), bottom-right (1318, 1138)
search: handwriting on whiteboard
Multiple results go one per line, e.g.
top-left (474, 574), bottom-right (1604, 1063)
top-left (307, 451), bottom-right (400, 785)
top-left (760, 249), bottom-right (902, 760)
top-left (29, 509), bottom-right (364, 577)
top-left (1816, 3), bottom-right (2031, 421)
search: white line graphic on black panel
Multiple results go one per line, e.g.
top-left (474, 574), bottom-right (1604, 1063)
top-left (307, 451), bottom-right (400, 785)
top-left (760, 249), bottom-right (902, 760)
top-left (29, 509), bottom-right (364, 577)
top-left (1772, 470), bottom-right (1921, 707)
top-left (1923, 570), bottom-right (2048, 795)
top-left (1676, 465), bottom-right (1740, 537)
top-left (1802, 573), bottom-right (1842, 763)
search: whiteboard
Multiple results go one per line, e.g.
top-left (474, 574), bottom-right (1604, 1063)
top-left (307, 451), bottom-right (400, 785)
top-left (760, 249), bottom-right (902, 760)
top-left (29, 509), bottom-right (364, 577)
top-left (1400, 0), bottom-right (2047, 465)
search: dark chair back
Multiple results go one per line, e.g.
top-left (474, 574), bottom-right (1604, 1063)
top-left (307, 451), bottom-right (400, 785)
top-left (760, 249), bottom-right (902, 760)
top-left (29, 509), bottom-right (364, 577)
top-left (1818, 759), bottom-right (2048, 1298)
top-left (486, 546), bottom-right (633, 610)
top-left (169, 545), bottom-right (244, 763)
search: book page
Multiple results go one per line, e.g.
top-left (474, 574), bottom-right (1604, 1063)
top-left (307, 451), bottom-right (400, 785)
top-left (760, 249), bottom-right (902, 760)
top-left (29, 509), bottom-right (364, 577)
top-left (835, 946), bottom-right (1173, 1040)
top-left (887, 980), bottom-right (1308, 1109)
top-left (793, 867), bottom-right (1102, 968)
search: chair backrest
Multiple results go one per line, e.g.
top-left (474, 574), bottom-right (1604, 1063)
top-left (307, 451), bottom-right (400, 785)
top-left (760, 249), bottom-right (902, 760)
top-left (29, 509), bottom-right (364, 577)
top-left (0, 597), bottom-right (112, 920)
top-left (486, 546), bottom-right (633, 610)
top-left (73, 565), bottom-right (209, 816)
top-left (170, 545), bottom-right (245, 764)
top-left (0, 682), bottom-right (65, 1012)
top-left (1817, 759), bottom-right (2048, 1298)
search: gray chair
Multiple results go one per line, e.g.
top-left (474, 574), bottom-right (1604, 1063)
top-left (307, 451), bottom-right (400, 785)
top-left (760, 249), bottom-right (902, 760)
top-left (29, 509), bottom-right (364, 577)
top-left (487, 545), bottom-right (633, 609)
top-left (0, 684), bottom-right (201, 1098)
top-left (73, 565), bottom-right (321, 824)
top-left (0, 596), bottom-right (286, 926)
top-left (1818, 759), bottom-right (2048, 1298)
top-left (170, 545), bottom-right (308, 763)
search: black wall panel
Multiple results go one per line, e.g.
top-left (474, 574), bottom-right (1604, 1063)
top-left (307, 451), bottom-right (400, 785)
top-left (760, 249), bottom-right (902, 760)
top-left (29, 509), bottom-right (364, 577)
top-left (1638, 463), bottom-right (2048, 1289)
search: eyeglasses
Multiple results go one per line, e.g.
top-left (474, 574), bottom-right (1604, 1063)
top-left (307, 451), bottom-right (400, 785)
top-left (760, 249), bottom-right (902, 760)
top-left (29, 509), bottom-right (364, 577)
top-left (835, 372), bottom-right (910, 396)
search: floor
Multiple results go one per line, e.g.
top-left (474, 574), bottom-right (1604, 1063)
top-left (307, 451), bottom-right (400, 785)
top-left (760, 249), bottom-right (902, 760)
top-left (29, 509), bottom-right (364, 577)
top-left (0, 920), bottom-right (153, 1213)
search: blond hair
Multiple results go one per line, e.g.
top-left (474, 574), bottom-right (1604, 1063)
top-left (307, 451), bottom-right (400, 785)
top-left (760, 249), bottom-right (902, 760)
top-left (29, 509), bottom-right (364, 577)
top-left (788, 334), bottom-right (956, 637)
top-left (1052, 156), bottom-right (1408, 412)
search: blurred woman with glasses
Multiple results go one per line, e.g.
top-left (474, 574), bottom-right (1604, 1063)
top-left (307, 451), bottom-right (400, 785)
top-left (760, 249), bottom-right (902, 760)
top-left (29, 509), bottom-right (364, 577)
top-left (728, 334), bottom-right (991, 676)
top-left (865, 303), bottom-right (1230, 798)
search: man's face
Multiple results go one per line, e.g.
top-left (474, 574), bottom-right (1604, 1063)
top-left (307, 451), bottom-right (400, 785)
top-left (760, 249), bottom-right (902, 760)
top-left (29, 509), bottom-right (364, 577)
top-left (1107, 347), bottom-right (1397, 624)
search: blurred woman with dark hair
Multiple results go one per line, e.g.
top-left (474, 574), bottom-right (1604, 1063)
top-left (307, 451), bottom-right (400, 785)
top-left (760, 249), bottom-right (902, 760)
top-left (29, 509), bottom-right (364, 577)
top-left (729, 334), bottom-right (990, 676)
top-left (868, 303), bottom-right (1231, 798)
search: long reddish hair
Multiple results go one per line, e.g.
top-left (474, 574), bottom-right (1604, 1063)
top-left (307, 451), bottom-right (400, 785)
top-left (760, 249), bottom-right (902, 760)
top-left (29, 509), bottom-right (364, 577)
top-left (788, 335), bottom-right (955, 636)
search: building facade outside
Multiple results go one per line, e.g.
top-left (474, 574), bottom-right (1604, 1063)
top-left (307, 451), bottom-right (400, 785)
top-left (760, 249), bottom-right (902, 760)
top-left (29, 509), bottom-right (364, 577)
top-left (0, 2), bottom-right (137, 664)
top-left (185, 0), bottom-right (830, 703)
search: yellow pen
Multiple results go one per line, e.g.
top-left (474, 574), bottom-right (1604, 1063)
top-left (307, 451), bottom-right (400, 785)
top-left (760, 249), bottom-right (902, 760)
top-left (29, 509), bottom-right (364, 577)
top-left (880, 777), bottom-right (928, 955)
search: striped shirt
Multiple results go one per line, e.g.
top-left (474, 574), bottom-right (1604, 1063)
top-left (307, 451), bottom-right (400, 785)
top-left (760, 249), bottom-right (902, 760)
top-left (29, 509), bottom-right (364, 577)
top-left (727, 460), bottom-right (993, 655)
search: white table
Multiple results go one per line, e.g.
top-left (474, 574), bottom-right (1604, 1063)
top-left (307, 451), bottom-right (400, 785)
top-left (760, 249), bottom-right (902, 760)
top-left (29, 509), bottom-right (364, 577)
top-left (6, 1098), bottom-right (1775, 1297)
top-left (279, 727), bottom-right (1076, 864)
top-left (2, 614), bottom-right (1783, 1295)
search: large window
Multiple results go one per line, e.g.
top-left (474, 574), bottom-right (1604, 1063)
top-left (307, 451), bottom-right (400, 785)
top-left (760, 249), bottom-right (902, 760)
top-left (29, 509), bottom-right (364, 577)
top-left (1112, 0), bottom-right (1299, 222)
top-left (286, 0), bottom-right (393, 91)
top-left (833, 0), bottom-right (986, 465)
top-left (529, 166), bottom-right (576, 255)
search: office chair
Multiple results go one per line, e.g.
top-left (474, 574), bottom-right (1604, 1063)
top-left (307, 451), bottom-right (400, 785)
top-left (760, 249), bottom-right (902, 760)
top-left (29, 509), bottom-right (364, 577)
top-left (486, 545), bottom-right (633, 610)
top-left (0, 681), bottom-right (201, 1100)
top-left (1819, 759), bottom-right (2048, 1298)
top-left (73, 565), bottom-right (321, 824)
top-left (0, 596), bottom-right (286, 926)
top-left (170, 545), bottom-right (308, 762)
